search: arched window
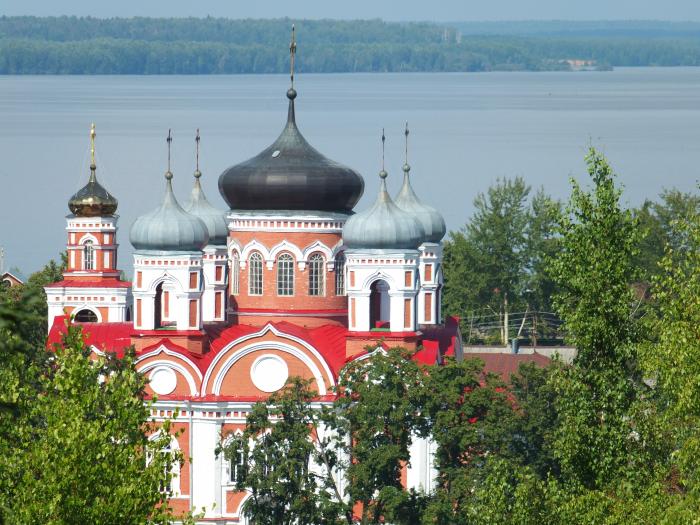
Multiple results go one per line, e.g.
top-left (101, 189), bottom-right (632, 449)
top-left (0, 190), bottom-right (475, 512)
top-left (147, 434), bottom-right (180, 495)
top-left (225, 438), bottom-right (247, 484)
top-left (74, 309), bottom-right (98, 322)
top-left (334, 252), bottom-right (345, 296)
top-left (308, 253), bottom-right (325, 296)
top-left (83, 240), bottom-right (95, 270)
top-left (370, 279), bottom-right (391, 329)
top-left (231, 252), bottom-right (240, 296)
top-left (277, 253), bottom-right (294, 296)
top-left (248, 253), bottom-right (263, 296)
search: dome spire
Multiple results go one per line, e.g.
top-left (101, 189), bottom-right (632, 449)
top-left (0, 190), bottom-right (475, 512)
top-left (403, 121), bottom-right (410, 173)
top-left (194, 128), bottom-right (202, 178)
top-left (90, 123), bottom-right (97, 169)
top-left (380, 128), bottom-right (387, 179)
top-left (165, 128), bottom-right (173, 179)
top-left (68, 122), bottom-right (118, 217)
top-left (287, 24), bottom-right (298, 123)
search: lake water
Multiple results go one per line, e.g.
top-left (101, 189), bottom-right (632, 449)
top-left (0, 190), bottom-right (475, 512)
top-left (1, 68), bottom-right (699, 274)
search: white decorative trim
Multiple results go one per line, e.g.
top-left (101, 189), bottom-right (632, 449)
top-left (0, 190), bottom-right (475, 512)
top-left (301, 240), bottom-right (333, 261)
top-left (136, 344), bottom-right (204, 380)
top-left (146, 272), bottom-right (184, 294)
top-left (361, 270), bottom-right (397, 291)
top-left (240, 240), bottom-right (271, 263)
top-left (71, 304), bottom-right (103, 322)
top-left (78, 233), bottom-right (100, 245)
top-left (269, 240), bottom-right (304, 263)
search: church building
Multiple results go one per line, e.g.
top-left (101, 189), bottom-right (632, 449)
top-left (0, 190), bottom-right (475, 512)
top-left (46, 34), bottom-right (464, 523)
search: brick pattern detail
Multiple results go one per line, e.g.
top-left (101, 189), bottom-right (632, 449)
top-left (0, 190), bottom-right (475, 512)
top-left (215, 265), bottom-right (223, 282)
top-left (425, 264), bottom-right (433, 281)
top-left (404, 271), bottom-right (412, 287)
top-left (136, 298), bottom-right (142, 326)
top-left (404, 298), bottom-right (411, 329)
top-left (189, 272), bottom-right (197, 290)
top-left (424, 293), bottom-right (432, 323)
top-left (215, 292), bottom-right (222, 318)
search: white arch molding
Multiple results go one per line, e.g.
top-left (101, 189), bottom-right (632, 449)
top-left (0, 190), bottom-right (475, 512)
top-left (240, 240), bottom-right (271, 262)
top-left (361, 270), bottom-right (398, 292)
top-left (268, 240), bottom-right (304, 263)
top-left (137, 360), bottom-right (199, 396)
top-left (146, 272), bottom-right (183, 294)
top-left (201, 324), bottom-right (335, 396)
top-left (78, 233), bottom-right (100, 245)
top-left (301, 240), bottom-right (333, 262)
top-left (71, 304), bottom-right (103, 323)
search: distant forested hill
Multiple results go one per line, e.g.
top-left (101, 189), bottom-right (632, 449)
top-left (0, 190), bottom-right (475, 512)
top-left (1, 16), bottom-right (699, 74)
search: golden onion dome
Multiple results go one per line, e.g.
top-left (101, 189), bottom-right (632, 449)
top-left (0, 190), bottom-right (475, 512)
top-left (68, 124), bottom-right (118, 217)
top-left (68, 165), bottom-right (118, 217)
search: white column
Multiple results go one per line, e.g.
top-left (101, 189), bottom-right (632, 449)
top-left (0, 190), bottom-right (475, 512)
top-left (191, 418), bottom-right (223, 517)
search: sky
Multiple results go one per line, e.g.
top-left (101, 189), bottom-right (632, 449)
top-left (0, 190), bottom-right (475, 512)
top-left (3, 0), bottom-right (700, 21)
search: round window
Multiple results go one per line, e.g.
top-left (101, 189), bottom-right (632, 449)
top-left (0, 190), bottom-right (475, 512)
top-left (149, 367), bottom-right (177, 395)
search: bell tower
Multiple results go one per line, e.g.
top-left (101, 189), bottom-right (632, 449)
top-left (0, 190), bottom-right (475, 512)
top-left (45, 124), bottom-right (132, 327)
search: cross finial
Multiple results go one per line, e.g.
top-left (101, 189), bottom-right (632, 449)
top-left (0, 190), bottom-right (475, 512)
top-left (403, 121), bottom-right (411, 173)
top-left (90, 123), bottom-right (96, 168)
top-left (166, 129), bottom-right (173, 178)
top-left (290, 24), bottom-right (297, 90)
top-left (195, 128), bottom-right (201, 174)
top-left (379, 128), bottom-right (388, 179)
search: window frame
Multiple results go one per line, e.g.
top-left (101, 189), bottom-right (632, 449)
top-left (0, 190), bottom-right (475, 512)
top-left (276, 253), bottom-right (295, 296)
top-left (83, 240), bottom-right (95, 270)
top-left (308, 253), bottom-right (325, 297)
top-left (334, 252), bottom-right (346, 296)
top-left (248, 252), bottom-right (263, 296)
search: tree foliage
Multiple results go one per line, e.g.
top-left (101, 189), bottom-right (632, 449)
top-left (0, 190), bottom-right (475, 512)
top-left (0, 294), bottom-right (185, 524)
top-left (219, 377), bottom-right (351, 525)
top-left (2, 17), bottom-right (700, 74)
top-left (443, 177), bottom-right (561, 343)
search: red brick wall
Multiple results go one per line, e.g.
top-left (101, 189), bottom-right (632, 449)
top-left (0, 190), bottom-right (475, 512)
top-left (230, 230), bottom-right (347, 315)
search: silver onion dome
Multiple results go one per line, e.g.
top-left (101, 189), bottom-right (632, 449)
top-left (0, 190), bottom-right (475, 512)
top-left (184, 139), bottom-right (228, 247)
top-left (343, 169), bottom-right (425, 250)
top-left (130, 170), bottom-right (209, 253)
top-left (394, 163), bottom-right (446, 243)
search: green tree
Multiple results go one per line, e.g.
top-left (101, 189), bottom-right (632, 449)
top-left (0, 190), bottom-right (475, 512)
top-left (420, 357), bottom-right (515, 525)
top-left (634, 189), bottom-right (700, 280)
top-left (218, 377), bottom-right (351, 525)
top-left (642, 198), bottom-right (700, 494)
top-left (549, 147), bottom-right (648, 489)
top-left (443, 179), bottom-right (561, 344)
top-left (0, 309), bottom-right (184, 524)
top-left (335, 347), bottom-right (427, 525)
top-left (0, 253), bottom-right (65, 346)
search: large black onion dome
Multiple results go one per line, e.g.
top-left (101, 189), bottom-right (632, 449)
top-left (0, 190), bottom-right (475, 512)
top-left (69, 164), bottom-right (118, 217)
top-left (218, 90), bottom-right (364, 213)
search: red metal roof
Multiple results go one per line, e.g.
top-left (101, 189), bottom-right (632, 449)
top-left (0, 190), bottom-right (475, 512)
top-left (48, 315), bottom-right (133, 356)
